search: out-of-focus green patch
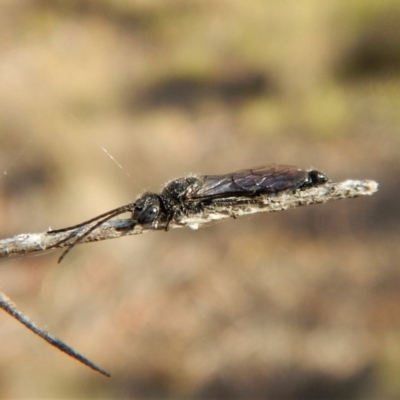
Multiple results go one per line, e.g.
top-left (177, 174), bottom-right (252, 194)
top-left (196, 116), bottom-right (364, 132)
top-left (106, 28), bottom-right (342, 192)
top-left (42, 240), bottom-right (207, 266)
top-left (345, 77), bottom-right (400, 137)
top-left (237, 98), bottom-right (287, 138)
top-left (372, 79), bottom-right (400, 133)
top-left (378, 332), bottom-right (400, 397)
top-left (342, 0), bottom-right (400, 30)
top-left (237, 86), bottom-right (350, 140)
top-left (300, 86), bottom-right (350, 139)
top-left (336, 1), bottom-right (400, 80)
top-left (21, 6), bottom-right (61, 40)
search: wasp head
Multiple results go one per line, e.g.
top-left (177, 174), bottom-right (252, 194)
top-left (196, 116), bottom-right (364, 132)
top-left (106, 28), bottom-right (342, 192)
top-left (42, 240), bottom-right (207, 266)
top-left (133, 193), bottom-right (162, 225)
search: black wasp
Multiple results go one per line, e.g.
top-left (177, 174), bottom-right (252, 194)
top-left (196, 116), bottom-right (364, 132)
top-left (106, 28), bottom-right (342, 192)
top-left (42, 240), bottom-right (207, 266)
top-left (49, 164), bottom-right (328, 262)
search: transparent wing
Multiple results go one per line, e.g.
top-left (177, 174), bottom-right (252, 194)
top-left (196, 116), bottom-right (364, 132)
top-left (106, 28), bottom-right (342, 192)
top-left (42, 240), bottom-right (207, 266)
top-left (189, 164), bottom-right (307, 199)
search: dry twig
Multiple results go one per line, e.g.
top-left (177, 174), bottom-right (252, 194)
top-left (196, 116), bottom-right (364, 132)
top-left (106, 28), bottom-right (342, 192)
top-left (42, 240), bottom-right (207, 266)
top-left (0, 179), bottom-right (378, 260)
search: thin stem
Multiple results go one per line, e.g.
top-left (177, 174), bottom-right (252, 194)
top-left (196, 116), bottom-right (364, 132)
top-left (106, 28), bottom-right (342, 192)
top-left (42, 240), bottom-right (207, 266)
top-left (0, 291), bottom-right (110, 377)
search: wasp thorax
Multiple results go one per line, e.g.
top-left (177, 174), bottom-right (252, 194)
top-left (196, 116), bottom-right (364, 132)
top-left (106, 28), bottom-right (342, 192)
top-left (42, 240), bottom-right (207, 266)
top-left (161, 176), bottom-right (199, 200)
top-left (133, 193), bottom-right (162, 224)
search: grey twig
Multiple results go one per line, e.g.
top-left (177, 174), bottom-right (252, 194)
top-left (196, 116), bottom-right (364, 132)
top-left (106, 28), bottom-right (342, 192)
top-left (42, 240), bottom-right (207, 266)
top-left (0, 179), bottom-right (378, 260)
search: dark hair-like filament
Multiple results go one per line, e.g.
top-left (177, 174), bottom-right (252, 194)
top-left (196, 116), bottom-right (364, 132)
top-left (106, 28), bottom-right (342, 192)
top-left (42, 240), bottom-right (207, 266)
top-left (48, 205), bottom-right (134, 263)
top-left (0, 292), bottom-right (110, 377)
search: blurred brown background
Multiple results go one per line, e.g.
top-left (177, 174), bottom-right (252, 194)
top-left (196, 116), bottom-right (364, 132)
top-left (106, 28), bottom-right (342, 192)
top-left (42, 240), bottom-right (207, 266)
top-left (0, 1), bottom-right (399, 399)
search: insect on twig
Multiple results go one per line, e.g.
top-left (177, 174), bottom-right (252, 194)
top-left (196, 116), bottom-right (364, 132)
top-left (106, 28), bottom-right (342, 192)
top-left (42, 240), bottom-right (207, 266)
top-left (48, 164), bottom-right (328, 263)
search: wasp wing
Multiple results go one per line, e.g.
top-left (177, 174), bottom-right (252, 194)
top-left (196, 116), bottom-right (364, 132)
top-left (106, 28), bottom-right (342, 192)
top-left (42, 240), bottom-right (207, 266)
top-left (189, 164), bottom-right (307, 199)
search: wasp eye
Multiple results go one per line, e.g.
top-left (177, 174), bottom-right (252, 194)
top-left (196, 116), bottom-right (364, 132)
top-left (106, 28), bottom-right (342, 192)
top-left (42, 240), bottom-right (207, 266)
top-left (132, 195), bottom-right (160, 224)
top-left (141, 206), bottom-right (159, 223)
top-left (147, 206), bottom-right (157, 216)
